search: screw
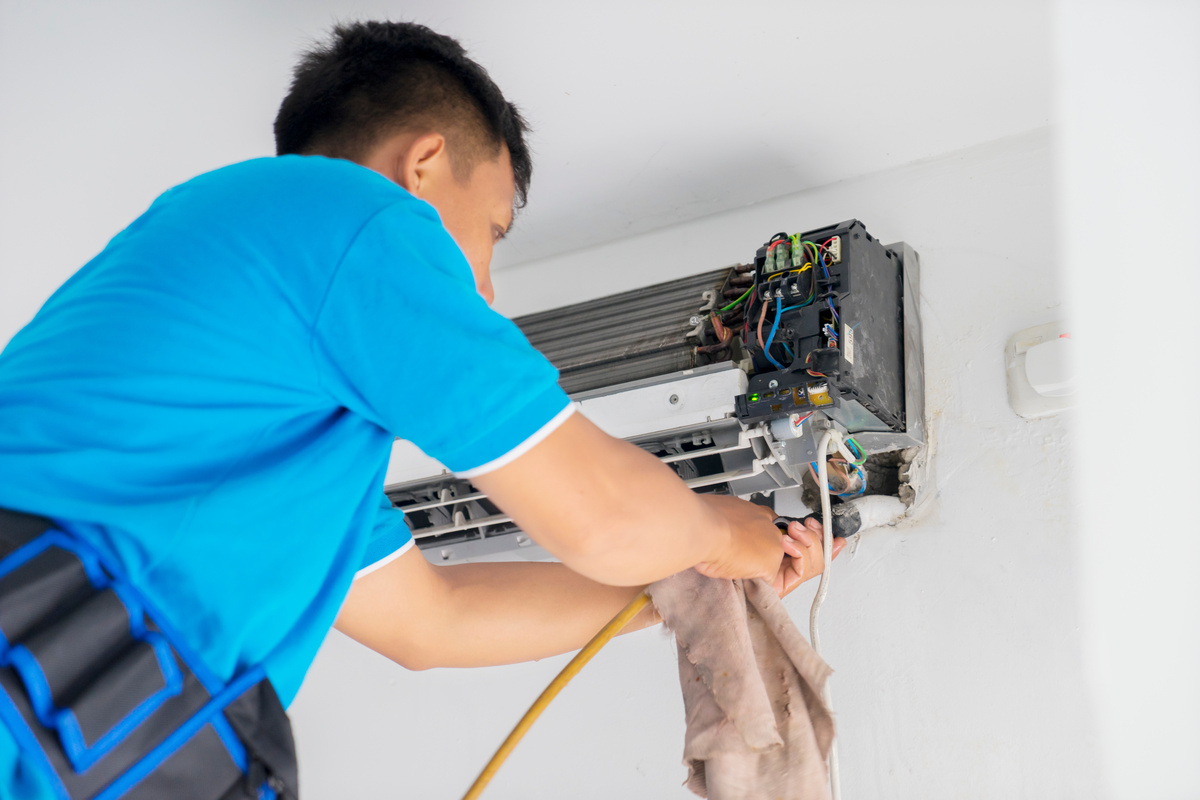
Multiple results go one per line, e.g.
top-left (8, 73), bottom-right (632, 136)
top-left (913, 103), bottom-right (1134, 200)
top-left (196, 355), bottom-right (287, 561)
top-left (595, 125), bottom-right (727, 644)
top-left (669, 394), bottom-right (680, 405)
top-left (689, 316), bottom-right (701, 326)
top-left (768, 380), bottom-right (779, 389)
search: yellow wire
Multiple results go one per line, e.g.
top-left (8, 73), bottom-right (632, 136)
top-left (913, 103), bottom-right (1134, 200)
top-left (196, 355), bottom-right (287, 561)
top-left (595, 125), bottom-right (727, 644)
top-left (460, 591), bottom-right (653, 800)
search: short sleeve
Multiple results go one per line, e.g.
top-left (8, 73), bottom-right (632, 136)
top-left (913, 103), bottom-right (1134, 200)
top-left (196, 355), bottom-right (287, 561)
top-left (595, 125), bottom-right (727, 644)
top-left (355, 494), bottom-right (415, 579)
top-left (310, 196), bottom-right (572, 475)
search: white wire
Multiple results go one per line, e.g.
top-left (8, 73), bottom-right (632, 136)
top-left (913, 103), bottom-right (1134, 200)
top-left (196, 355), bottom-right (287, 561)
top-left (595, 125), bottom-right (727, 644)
top-left (811, 429), bottom-right (843, 800)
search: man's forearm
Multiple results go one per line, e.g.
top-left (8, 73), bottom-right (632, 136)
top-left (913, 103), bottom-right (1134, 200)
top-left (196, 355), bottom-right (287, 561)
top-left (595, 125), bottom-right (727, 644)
top-left (338, 555), bottom-right (659, 672)
top-left (422, 560), bottom-right (656, 669)
top-left (471, 414), bottom-right (731, 587)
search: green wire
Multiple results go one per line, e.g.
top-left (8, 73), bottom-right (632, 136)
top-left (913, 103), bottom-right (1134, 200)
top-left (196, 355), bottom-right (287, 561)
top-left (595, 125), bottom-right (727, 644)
top-left (846, 437), bottom-right (867, 466)
top-left (719, 286), bottom-right (753, 313)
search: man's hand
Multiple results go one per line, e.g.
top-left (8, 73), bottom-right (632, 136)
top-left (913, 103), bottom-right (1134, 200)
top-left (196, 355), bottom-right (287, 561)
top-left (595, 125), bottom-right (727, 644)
top-left (693, 495), bottom-right (788, 582)
top-left (774, 517), bottom-right (847, 597)
top-left (692, 496), bottom-right (846, 596)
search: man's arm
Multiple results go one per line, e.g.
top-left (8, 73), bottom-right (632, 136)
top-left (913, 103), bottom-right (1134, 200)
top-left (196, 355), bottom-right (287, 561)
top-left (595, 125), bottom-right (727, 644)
top-left (465, 411), bottom-right (786, 587)
top-left (336, 412), bottom-right (842, 670)
top-left (336, 514), bottom-right (838, 671)
top-left (337, 548), bottom-right (654, 670)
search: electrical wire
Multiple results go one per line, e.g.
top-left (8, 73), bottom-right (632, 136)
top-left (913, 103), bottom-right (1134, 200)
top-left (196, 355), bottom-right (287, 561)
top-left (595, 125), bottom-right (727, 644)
top-left (743, 289), bottom-right (757, 342)
top-left (756, 296), bottom-right (770, 353)
top-left (710, 314), bottom-right (730, 344)
top-left (719, 286), bottom-right (752, 314)
top-left (842, 464), bottom-right (867, 497)
top-left (811, 431), bottom-right (843, 800)
top-left (805, 353), bottom-right (826, 379)
top-left (807, 459), bottom-right (865, 498)
top-left (804, 241), bottom-right (841, 325)
top-left (845, 437), bottom-right (867, 466)
top-left (763, 300), bottom-right (786, 370)
top-left (461, 592), bottom-right (652, 800)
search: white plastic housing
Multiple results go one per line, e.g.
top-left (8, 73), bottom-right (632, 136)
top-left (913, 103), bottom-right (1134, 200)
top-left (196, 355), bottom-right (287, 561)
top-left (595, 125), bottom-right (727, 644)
top-left (1005, 321), bottom-right (1075, 419)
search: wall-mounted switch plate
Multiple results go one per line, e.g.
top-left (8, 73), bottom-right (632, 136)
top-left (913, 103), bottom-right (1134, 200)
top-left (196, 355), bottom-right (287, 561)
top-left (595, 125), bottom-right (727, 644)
top-left (1006, 321), bottom-right (1074, 419)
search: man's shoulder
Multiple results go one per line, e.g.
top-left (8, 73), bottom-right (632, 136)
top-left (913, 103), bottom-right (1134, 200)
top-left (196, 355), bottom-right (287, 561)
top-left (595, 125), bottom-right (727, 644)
top-left (126, 155), bottom-right (449, 271)
top-left (190, 154), bottom-right (403, 201)
top-left (201, 154), bottom-right (388, 188)
top-left (168, 155), bottom-right (433, 227)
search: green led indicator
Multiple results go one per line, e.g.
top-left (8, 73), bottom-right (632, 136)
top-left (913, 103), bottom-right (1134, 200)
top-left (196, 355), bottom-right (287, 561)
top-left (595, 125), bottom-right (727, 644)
top-left (749, 393), bottom-right (759, 402)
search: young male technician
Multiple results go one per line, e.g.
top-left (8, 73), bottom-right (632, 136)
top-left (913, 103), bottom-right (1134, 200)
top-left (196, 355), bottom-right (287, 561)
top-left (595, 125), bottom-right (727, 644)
top-left (0, 21), bottom-right (837, 799)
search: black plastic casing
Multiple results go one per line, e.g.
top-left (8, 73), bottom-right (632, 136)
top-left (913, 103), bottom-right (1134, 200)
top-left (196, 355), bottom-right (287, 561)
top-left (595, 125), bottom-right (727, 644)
top-left (735, 220), bottom-right (905, 433)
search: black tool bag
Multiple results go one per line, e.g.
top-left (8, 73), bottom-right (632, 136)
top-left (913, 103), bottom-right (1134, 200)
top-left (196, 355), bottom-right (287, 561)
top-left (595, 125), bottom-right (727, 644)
top-left (0, 508), bottom-right (299, 800)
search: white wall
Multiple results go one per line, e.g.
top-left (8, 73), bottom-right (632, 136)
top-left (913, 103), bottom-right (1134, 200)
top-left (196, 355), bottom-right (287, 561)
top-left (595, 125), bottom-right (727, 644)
top-left (1057, 2), bottom-right (1200, 797)
top-left (290, 128), bottom-right (1105, 799)
top-left (0, 0), bottom-right (1051, 331)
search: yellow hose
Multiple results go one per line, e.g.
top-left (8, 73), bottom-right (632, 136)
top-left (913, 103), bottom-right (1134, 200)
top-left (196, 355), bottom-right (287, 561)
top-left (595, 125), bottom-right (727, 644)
top-left (460, 591), bottom-right (652, 800)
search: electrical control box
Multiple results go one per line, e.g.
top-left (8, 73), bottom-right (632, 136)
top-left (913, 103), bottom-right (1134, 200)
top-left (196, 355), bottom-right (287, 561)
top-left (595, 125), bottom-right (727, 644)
top-left (731, 220), bottom-right (906, 435)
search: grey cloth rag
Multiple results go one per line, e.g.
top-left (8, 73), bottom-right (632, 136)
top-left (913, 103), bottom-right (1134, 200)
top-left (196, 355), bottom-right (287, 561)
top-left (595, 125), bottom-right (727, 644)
top-left (646, 569), bottom-right (835, 800)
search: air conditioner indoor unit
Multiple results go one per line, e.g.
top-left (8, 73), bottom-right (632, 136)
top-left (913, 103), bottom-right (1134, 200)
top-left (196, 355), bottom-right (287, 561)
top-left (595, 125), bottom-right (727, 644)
top-left (385, 220), bottom-right (927, 564)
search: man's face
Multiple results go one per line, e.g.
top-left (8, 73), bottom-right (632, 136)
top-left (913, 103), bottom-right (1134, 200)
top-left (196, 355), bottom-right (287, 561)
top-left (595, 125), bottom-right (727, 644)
top-left (408, 144), bottom-right (515, 306)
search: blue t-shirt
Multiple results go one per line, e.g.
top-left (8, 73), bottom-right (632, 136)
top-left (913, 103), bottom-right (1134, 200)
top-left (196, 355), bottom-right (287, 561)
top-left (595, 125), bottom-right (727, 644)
top-left (0, 156), bottom-right (570, 709)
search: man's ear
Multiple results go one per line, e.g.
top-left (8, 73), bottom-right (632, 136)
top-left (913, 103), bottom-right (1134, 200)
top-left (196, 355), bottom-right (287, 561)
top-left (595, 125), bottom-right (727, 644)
top-left (395, 132), bottom-right (448, 197)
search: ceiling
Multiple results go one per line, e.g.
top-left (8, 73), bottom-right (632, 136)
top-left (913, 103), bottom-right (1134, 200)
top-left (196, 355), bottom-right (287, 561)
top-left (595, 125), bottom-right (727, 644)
top-left (0, 0), bottom-right (1050, 281)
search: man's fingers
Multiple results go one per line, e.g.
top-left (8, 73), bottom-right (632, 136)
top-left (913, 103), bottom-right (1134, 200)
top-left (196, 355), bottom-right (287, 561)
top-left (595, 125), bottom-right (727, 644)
top-left (773, 529), bottom-right (852, 598)
top-left (786, 520), bottom-right (815, 548)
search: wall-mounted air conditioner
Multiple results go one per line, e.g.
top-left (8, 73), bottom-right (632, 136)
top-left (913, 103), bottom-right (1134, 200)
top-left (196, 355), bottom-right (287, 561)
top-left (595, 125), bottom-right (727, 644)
top-left (385, 220), bottom-right (927, 564)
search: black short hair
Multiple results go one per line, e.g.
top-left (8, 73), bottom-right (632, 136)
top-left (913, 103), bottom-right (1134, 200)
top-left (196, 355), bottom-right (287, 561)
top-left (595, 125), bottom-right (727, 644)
top-left (274, 21), bottom-right (532, 206)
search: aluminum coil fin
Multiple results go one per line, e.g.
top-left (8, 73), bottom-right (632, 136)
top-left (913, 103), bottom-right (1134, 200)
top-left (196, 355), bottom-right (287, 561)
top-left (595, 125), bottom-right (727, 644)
top-left (513, 268), bottom-right (730, 394)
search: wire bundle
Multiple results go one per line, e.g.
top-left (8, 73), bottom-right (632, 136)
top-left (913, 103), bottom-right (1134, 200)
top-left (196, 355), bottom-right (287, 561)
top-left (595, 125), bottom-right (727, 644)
top-left (751, 236), bottom-right (844, 371)
top-left (708, 234), bottom-right (842, 377)
top-left (808, 436), bottom-right (867, 498)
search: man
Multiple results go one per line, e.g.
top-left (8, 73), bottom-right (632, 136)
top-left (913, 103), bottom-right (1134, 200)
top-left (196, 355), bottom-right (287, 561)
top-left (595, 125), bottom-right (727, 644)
top-left (0, 21), bottom-right (839, 799)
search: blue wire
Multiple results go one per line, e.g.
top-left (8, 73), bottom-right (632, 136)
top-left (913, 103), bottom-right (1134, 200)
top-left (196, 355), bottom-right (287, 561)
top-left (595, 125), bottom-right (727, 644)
top-left (810, 460), bottom-right (868, 496)
top-left (814, 247), bottom-right (840, 323)
top-left (838, 464), bottom-right (868, 497)
top-left (763, 301), bottom-right (785, 370)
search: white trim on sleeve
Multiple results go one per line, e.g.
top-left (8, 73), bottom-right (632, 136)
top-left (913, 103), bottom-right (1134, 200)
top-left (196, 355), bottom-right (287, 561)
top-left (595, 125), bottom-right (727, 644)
top-left (353, 537), bottom-right (415, 580)
top-left (455, 403), bottom-right (576, 479)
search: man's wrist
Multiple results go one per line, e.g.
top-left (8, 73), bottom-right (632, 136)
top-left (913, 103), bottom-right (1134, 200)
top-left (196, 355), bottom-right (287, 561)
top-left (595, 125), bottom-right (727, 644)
top-left (695, 494), bottom-right (735, 568)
